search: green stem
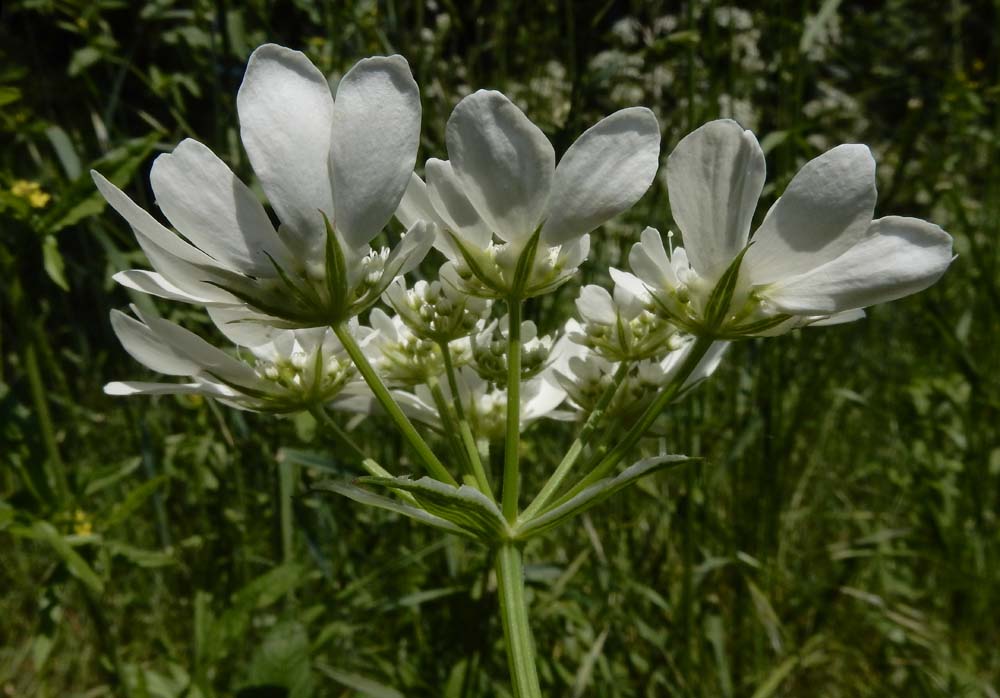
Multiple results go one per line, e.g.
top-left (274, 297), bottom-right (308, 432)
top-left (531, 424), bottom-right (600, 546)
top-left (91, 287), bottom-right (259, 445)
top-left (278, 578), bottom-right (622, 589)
top-left (521, 360), bottom-right (631, 521)
top-left (333, 324), bottom-right (456, 486)
top-left (554, 337), bottom-right (715, 506)
top-left (495, 543), bottom-right (542, 698)
top-left (427, 375), bottom-right (473, 479)
top-left (502, 298), bottom-right (523, 522)
top-left (24, 329), bottom-right (70, 505)
top-left (441, 342), bottom-right (493, 496)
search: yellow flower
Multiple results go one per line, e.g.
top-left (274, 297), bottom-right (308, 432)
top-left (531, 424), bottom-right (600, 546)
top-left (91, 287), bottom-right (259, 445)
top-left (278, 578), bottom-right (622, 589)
top-left (73, 509), bottom-right (93, 536)
top-left (10, 179), bottom-right (51, 208)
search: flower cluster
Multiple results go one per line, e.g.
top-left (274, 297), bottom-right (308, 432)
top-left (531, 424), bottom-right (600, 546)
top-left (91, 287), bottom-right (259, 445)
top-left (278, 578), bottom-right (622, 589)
top-left (96, 42), bottom-right (953, 466)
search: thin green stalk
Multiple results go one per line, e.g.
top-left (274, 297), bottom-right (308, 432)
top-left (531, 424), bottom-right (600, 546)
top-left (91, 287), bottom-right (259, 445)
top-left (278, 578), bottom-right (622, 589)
top-left (502, 298), bottom-right (523, 522)
top-left (554, 337), bottom-right (715, 506)
top-left (23, 332), bottom-right (70, 505)
top-left (521, 360), bottom-right (631, 521)
top-left (495, 543), bottom-right (542, 698)
top-left (441, 342), bottom-right (493, 496)
top-left (333, 324), bottom-right (456, 486)
top-left (427, 375), bottom-right (474, 479)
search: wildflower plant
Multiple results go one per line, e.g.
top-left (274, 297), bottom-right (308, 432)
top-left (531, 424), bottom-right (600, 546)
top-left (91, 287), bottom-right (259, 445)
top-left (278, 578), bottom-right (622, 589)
top-left (94, 44), bottom-right (955, 697)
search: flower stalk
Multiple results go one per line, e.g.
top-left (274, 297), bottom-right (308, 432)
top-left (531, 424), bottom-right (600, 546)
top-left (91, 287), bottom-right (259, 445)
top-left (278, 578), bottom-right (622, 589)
top-left (495, 543), bottom-right (542, 698)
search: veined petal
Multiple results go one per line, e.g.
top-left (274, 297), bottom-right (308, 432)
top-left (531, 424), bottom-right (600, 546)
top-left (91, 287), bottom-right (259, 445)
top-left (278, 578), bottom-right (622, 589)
top-left (237, 44), bottom-right (335, 254)
top-left (446, 90), bottom-right (554, 242)
top-left (110, 309), bottom-right (202, 376)
top-left (113, 270), bottom-right (221, 305)
top-left (542, 107), bottom-right (660, 244)
top-left (135, 309), bottom-right (269, 390)
top-left (425, 158), bottom-right (493, 249)
top-left (149, 139), bottom-right (289, 276)
top-left (666, 119), bottom-right (765, 280)
top-left (745, 144), bottom-right (876, 284)
top-left (330, 55), bottom-right (421, 248)
top-left (764, 216), bottom-right (953, 314)
top-left (207, 305), bottom-right (286, 347)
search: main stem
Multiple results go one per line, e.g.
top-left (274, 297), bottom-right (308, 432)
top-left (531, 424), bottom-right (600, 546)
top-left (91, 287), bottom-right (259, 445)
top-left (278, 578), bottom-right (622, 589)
top-left (333, 324), bottom-right (457, 486)
top-left (502, 298), bottom-right (523, 522)
top-left (495, 543), bottom-right (542, 698)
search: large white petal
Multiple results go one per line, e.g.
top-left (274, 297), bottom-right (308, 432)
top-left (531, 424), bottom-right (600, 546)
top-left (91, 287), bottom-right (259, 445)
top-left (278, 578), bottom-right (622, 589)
top-left (446, 90), bottom-right (554, 242)
top-left (237, 44), bottom-right (334, 254)
top-left (764, 216), bottom-right (953, 314)
top-left (396, 172), bottom-right (444, 230)
top-left (110, 310), bottom-right (202, 376)
top-left (113, 270), bottom-right (220, 305)
top-left (207, 305), bottom-right (286, 347)
top-left (330, 55), bottom-right (421, 248)
top-left (149, 139), bottom-right (289, 276)
top-left (542, 107), bottom-right (660, 244)
top-left (104, 381), bottom-right (219, 397)
top-left (666, 119), bottom-right (765, 280)
top-left (744, 144), bottom-right (876, 284)
top-left (424, 158), bottom-right (493, 249)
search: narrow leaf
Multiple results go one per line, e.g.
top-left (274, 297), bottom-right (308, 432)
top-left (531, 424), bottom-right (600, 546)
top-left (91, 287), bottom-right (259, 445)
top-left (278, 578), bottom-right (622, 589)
top-left (312, 480), bottom-right (473, 538)
top-left (517, 455), bottom-right (693, 539)
top-left (360, 476), bottom-right (510, 542)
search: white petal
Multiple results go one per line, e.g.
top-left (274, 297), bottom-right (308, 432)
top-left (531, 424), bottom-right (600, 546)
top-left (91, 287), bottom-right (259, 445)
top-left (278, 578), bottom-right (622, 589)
top-left (666, 119), bottom-right (765, 279)
top-left (135, 310), bottom-right (269, 390)
top-left (810, 308), bottom-right (866, 326)
top-left (424, 158), bottom-right (493, 248)
top-left (396, 172), bottom-right (445, 230)
top-left (576, 284), bottom-right (616, 324)
top-left (330, 55), bottom-right (421, 248)
top-left (446, 90), bottom-right (554, 242)
top-left (113, 270), bottom-right (220, 305)
top-left (628, 226), bottom-right (677, 289)
top-left (207, 305), bottom-right (286, 347)
top-left (381, 220), bottom-right (435, 281)
top-left (745, 144), bottom-right (876, 284)
top-left (542, 107), bottom-right (660, 244)
top-left (608, 268), bottom-right (651, 304)
top-left (104, 381), bottom-right (215, 397)
top-left (765, 216), bottom-right (953, 314)
top-left (237, 44), bottom-right (334, 254)
top-left (110, 310), bottom-right (202, 376)
top-left (149, 139), bottom-right (289, 275)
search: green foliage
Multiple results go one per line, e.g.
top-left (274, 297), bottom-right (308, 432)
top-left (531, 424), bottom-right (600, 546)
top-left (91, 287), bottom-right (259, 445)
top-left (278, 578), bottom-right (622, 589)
top-left (1, 0), bottom-right (998, 696)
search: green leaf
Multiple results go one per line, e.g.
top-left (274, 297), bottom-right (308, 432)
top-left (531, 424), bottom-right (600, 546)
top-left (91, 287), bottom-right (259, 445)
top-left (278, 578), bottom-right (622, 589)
top-left (277, 449), bottom-right (351, 476)
top-left (42, 236), bottom-right (69, 291)
top-left (516, 455), bottom-right (693, 540)
top-left (68, 46), bottom-right (102, 76)
top-left (104, 541), bottom-right (175, 568)
top-left (22, 521), bottom-right (104, 593)
top-left (46, 126), bottom-right (82, 179)
top-left (360, 476), bottom-right (510, 542)
top-left (102, 475), bottom-right (168, 529)
top-left (315, 664), bottom-right (404, 698)
top-left (240, 621), bottom-right (314, 698)
top-left (311, 480), bottom-right (472, 538)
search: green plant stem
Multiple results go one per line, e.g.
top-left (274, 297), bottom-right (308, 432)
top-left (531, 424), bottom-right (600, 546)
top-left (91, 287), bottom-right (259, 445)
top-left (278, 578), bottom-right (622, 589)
top-left (23, 328), bottom-right (70, 506)
top-left (333, 324), bottom-right (457, 486)
top-left (495, 543), bottom-right (542, 698)
top-left (555, 336), bottom-right (715, 505)
top-left (521, 360), bottom-right (631, 521)
top-left (441, 342), bottom-right (493, 496)
top-left (427, 375), bottom-right (473, 479)
top-left (502, 298), bottom-right (523, 522)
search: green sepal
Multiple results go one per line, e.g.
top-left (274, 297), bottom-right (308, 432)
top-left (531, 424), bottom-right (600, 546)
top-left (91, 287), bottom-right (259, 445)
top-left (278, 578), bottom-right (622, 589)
top-left (704, 244), bottom-right (752, 332)
top-left (323, 212), bottom-right (349, 319)
top-left (360, 475), bottom-right (511, 543)
top-left (510, 226), bottom-right (542, 296)
top-left (446, 230), bottom-right (499, 294)
top-left (514, 454), bottom-right (694, 540)
top-left (726, 313), bottom-right (793, 337)
top-left (311, 480), bottom-right (472, 538)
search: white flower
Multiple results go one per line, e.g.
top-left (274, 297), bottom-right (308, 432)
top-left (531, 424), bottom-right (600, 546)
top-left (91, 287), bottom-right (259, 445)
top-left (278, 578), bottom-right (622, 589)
top-left (572, 277), bottom-right (679, 361)
top-left (396, 90), bottom-right (661, 298)
top-left (549, 320), bottom-right (729, 417)
top-left (382, 270), bottom-right (491, 343)
top-left (470, 317), bottom-right (555, 384)
top-left (92, 44), bottom-right (433, 327)
top-left (622, 119), bottom-right (954, 338)
top-left (105, 306), bottom-right (370, 413)
top-left (366, 308), bottom-right (451, 387)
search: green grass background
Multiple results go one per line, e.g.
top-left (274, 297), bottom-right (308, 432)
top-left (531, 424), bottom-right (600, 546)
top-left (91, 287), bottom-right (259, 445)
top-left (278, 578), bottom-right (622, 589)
top-left (1, 1), bottom-right (998, 696)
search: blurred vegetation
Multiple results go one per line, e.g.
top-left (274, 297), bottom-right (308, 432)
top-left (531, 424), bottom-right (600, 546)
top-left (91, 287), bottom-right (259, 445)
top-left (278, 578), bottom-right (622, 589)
top-left (1, 0), bottom-right (998, 696)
